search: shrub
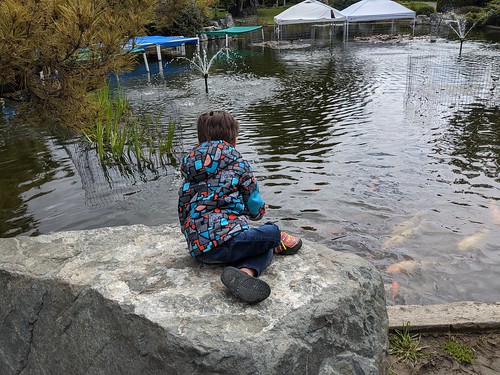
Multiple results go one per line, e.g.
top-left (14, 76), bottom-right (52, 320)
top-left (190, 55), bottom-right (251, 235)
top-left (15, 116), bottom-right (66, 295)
top-left (478, 1), bottom-right (500, 26)
top-left (436, 0), bottom-right (488, 13)
top-left (170, 2), bottom-right (205, 36)
top-left (152, 0), bottom-right (213, 36)
top-left (400, 2), bottom-right (436, 16)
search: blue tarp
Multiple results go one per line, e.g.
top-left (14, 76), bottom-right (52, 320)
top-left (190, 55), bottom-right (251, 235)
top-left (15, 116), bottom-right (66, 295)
top-left (124, 36), bottom-right (199, 52)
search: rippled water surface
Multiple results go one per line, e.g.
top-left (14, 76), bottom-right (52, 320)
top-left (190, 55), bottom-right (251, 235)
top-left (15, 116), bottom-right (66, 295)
top-left (1, 36), bottom-right (499, 305)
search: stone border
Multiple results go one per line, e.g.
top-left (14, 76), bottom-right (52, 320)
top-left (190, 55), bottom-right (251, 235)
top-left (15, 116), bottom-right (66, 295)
top-left (388, 302), bottom-right (500, 333)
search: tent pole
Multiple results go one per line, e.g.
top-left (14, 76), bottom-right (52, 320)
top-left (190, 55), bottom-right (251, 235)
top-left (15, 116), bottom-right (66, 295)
top-left (225, 33), bottom-right (229, 48)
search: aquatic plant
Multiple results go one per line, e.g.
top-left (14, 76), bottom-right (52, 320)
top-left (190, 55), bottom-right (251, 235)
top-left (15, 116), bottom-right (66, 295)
top-left (83, 85), bottom-right (176, 166)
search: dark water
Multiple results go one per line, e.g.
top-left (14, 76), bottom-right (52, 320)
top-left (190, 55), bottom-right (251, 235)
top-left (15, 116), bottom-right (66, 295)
top-left (1, 33), bottom-right (499, 305)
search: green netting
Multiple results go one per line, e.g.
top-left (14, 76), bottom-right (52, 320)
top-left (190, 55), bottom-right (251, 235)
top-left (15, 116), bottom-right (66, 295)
top-left (201, 26), bottom-right (262, 36)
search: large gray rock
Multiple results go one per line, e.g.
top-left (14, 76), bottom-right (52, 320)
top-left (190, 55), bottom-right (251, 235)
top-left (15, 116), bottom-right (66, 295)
top-left (0, 224), bottom-right (388, 374)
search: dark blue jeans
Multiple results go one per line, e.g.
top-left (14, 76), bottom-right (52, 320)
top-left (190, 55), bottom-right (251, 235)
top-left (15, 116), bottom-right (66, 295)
top-left (195, 222), bottom-right (281, 277)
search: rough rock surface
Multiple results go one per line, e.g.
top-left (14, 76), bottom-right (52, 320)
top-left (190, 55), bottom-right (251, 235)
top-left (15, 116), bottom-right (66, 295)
top-left (0, 224), bottom-right (388, 374)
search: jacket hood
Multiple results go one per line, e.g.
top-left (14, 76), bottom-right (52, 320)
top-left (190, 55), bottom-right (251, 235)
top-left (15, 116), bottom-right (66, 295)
top-left (180, 140), bottom-right (237, 183)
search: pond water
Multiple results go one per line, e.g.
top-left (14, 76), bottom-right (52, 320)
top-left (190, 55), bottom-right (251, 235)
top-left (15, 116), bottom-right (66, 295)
top-left (1, 32), bottom-right (499, 306)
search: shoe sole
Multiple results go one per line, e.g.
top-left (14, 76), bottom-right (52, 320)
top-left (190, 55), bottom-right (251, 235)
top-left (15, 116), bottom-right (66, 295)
top-left (221, 267), bottom-right (271, 304)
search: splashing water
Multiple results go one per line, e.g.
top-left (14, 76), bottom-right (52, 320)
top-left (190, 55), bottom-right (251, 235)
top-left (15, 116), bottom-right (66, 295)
top-left (179, 48), bottom-right (229, 93)
top-left (445, 13), bottom-right (477, 56)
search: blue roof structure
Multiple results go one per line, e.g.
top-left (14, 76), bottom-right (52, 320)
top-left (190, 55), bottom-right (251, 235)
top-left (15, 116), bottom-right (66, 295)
top-left (124, 36), bottom-right (199, 52)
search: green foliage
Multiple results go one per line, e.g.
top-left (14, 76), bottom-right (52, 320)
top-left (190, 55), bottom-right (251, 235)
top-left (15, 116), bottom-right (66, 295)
top-left (214, 0), bottom-right (233, 11)
top-left (475, 1), bottom-right (500, 26)
top-left (437, 0), bottom-right (500, 27)
top-left (171, 2), bottom-right (206, 36)
top-left (400, 2), bottom-right (436, 16)
top-left (0, 0), bottom-right (156, 129)
top-left (213, 8), bottom-right (229, 19)
top-left (152, 0), bottom-right (215, 36)
top-left (257, 4), bottom-right (293, 25)
top-left (443, 335), bottom-right (475, 364)
top-left (389, 322), bottom-right (428, 364)
top-left (436, 0), bottom-right (489, 13)
top-left (84, 84), bottom-right (176, 166)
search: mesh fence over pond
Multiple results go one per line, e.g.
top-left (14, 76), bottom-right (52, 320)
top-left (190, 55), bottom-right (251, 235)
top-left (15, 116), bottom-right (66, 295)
top-left (405, 50), bottom-right (499, 118)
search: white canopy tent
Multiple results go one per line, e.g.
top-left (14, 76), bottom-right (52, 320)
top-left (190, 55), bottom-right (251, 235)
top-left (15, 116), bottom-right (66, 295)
top-left (274, 0), bottom-right (346, 40)
top-left (341, 0), bottom-right (416, 39)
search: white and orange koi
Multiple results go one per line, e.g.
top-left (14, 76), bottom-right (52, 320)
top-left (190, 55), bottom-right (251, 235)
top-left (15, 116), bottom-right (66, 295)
top-left (457, 228), bottom-right (489, 251)
top-left (391, 280), bottom-right (399, 303)
top-left (386, 259), bottom-right (421, 276)
top-left (382, 212), bottom-right (426, 249)
top-left (489, 200), bottom-right (500, 226)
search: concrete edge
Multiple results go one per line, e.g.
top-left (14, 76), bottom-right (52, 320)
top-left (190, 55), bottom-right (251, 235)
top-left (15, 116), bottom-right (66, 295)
top-left (387, 301), bottom-right (500, 333)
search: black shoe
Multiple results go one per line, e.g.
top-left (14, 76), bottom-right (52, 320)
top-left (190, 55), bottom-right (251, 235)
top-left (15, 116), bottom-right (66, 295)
top-left (221, 267), bottom-right (271, 304)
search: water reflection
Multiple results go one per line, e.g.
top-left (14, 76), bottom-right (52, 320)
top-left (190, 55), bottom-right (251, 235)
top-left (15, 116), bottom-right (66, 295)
top-left (0, 36), bottom-right (499, 305)
top-left (0, 118), bottom-right (73, 236)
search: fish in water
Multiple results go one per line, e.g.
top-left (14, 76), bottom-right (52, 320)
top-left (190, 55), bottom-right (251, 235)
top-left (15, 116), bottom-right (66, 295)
top-left (391, 280), bottom-right (399, 302)
top-left (457, 228), bottom-right (489, 251)
top-left (489, 200), bottom-right (500, 226)
top-left (382, 212), bottom-right (426, 249)
top-left (386, 259), bottom-right (421, 276)
top-left (369, 177), bottom-right (380, 193)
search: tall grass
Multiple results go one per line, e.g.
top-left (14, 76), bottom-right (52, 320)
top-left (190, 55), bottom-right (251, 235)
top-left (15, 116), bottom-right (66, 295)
top-left (84, 84), bottom-right (176, 167)
top-left (389, 322), bottom-right (428, 364)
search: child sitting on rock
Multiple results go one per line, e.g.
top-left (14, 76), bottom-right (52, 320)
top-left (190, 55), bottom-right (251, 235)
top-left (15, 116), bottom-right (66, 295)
top-left (178, 110), bottom-right (302, 304)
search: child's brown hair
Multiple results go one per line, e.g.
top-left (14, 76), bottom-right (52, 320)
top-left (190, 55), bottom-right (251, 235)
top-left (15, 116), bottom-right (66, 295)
top-left (197, 110), bottom-right (240, 146)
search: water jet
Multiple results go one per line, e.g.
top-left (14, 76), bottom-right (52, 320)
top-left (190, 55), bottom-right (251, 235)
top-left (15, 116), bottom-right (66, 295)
top-left (180, 48), bottom-right (229, 93)
top-left (445, 13), bottom-right (476, 57)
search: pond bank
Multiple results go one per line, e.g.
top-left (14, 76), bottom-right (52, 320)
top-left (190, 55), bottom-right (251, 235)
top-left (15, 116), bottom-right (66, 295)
top-left (388, 302), bottom-right (500, 375)
top-left (388, 301), bottom-right (500, 332)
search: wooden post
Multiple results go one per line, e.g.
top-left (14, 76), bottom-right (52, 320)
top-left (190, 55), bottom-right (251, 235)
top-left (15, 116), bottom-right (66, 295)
top-left (143, 52), bottom-right (150, 73)
top-left (156, 44), bottom-right (162, 62)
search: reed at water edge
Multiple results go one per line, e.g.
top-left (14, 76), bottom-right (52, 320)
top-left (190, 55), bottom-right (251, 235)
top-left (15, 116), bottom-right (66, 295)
top-left (83, 84), bottom-right (176, 167)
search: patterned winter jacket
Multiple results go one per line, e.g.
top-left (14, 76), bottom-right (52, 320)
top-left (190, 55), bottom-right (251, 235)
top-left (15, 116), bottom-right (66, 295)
top-left (178, 140), bottom-right (266, 257)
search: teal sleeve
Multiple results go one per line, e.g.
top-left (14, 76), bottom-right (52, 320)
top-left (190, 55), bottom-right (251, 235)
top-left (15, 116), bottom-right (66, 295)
top-left (247, 188), bottom-right (265, 217)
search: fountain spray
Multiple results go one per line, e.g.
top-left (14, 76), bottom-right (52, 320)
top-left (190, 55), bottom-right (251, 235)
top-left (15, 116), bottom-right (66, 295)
top-left (446, 13), bottom-right (476, 57)
top-left (181, 48), bottom-right (229, 93)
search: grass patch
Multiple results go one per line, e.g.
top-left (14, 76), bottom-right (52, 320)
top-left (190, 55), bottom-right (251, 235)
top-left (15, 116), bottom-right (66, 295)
top-left (443, 334), bottom-right (475, 364)
top-left (212, 8), bottom-right (228, 20)
top-left (257, 5), bottom-right (293, 25)
top-left (227, 5), bottom-right (293, 26)
top-left (389, 322), bottom-right (428, 364)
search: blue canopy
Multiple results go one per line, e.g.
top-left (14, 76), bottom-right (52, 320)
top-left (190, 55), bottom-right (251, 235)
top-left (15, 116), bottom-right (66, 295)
top-left (124, 36), bottom-right (199, 52)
